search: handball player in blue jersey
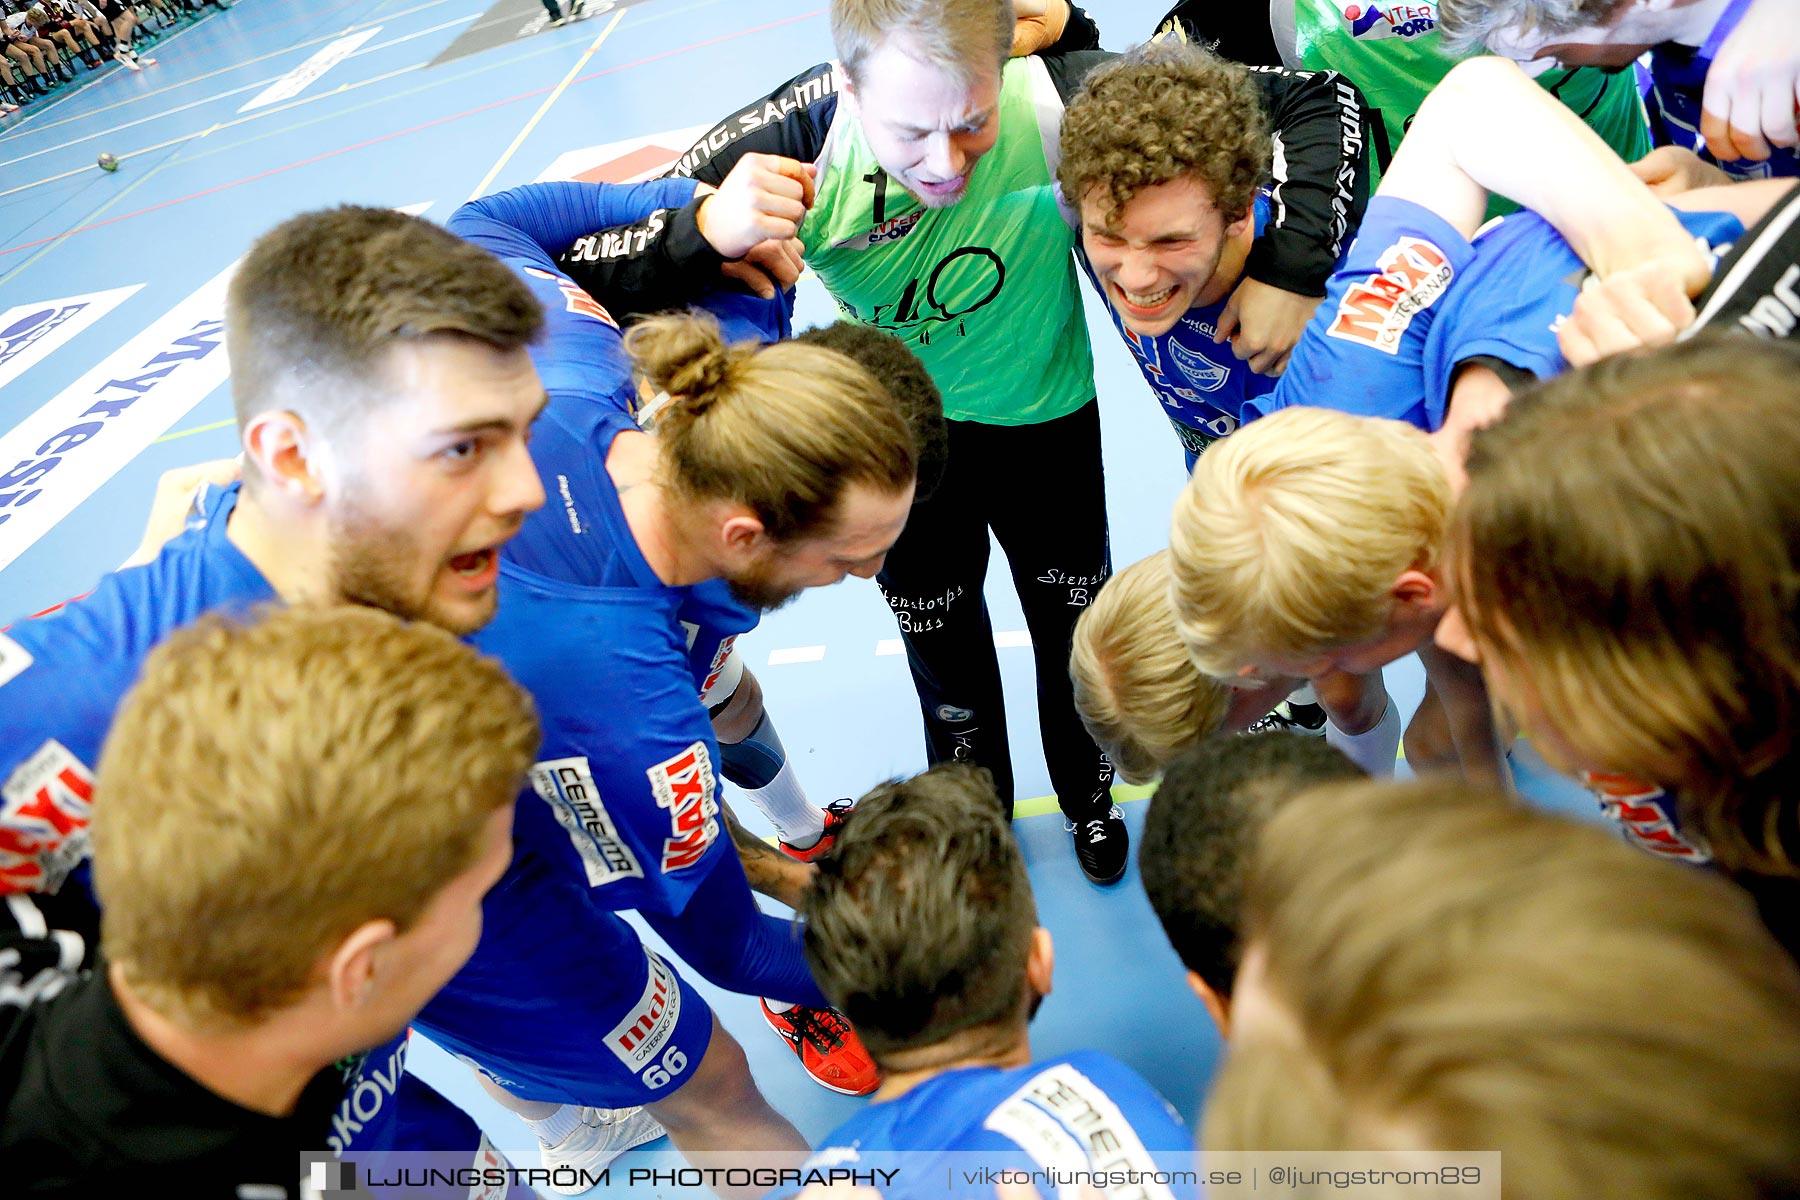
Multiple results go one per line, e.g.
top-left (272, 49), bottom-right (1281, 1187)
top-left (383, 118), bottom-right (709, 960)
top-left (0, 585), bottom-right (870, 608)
top-left (1, 606), bottom-right (536, 1199)
top-left (0, 207), bottom-right (550, 1189)
top-left (1245, 57), bottom-right (1791, 460)
top-left (447, 175), bottom-right (948, 921)
top-left (794, 763), bottom-right (1193, 1196)
top-left (1057, 44), bottom-right (1373, 473)
top-left (445, 175), bottom-right (951, 1127)
top-left (450, 173), bottom-right (867, 886)
top-left (1052, 44), bottom-right (1396, 771)
top-left (1179, 56), bottom-right (1790, 795)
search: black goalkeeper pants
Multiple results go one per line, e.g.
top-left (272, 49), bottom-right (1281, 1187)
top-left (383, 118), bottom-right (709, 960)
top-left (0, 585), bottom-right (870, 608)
top-left (877, 400), bottom-right (1115, 820)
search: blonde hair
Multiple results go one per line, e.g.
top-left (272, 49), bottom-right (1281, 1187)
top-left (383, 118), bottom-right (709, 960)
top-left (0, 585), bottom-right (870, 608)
top-left (1206, 779), bottom-right (1800, 1199)
top-left (92, 605), bottom-right (538, 1028)
top-left (1170, 408), bottom-right (1449, 678)
top-left (1451, 337), bottom-right (1800, 876)
top-left (1071, 550), bottom-right (1231, 783)
top-left (833, 0), bottom-right (1012, 87)
top-left (627, 312), bottom-right (916, 541)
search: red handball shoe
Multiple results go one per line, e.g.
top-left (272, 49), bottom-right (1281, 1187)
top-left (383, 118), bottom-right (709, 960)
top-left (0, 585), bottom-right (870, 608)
top-left (778, 797), bottom-right (854, 863)
top-left (760, 1001), bottom-right (880, 1096)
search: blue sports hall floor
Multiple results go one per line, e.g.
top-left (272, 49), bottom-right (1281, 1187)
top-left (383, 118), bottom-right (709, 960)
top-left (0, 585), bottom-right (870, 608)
top-left (0, 1), bottom-right (1595, 1190)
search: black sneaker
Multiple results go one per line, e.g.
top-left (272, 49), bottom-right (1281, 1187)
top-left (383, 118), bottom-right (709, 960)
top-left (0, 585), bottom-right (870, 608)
top-left (1067, 803), bottom-right (1128, 886)
top-left (1244, 699), bottom-right (1327, 737)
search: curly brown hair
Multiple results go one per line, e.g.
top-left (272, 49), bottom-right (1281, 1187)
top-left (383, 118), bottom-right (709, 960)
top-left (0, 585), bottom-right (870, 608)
top-left (1058, 43), bottom-right (1270, 229)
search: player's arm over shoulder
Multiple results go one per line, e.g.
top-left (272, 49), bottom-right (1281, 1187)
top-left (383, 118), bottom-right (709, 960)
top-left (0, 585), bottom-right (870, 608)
top-left (665, 61), bottom-right (841, 187)
top-left (555, 64), bottom-right (839, 311)
top-left (1244, 66), bottom-right (1374, 296)
top-left (1668, 177), bottom-right (1797, 225)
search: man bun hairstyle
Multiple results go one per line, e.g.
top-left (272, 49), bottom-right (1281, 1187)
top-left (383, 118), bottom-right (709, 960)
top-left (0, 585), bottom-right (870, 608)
top-left (626, 311), bottom-right (918, 542)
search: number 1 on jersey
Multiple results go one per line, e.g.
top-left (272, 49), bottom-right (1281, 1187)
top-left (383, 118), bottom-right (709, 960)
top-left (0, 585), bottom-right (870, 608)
top-left (864, 167), bottom-right (889, 225)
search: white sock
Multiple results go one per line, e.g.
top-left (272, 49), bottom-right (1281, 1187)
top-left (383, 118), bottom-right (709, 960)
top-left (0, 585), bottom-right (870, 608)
top-left (1326, 694), bottom-right (1402, 777)
top-left (527, 1104), bottom-right (581, 1144)
top-left (742, 759), bottom-right (826, 848)
top-left (765, 999), bottom-right (794, 1014)
top-left (1288, 682), bottom-right (1318, 706)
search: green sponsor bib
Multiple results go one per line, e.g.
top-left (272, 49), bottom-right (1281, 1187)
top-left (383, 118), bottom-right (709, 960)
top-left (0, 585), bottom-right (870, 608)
top-left (802, 57), bottom-right (1094, 425)
top-left (1289, 0), bottom-right (1650, 193)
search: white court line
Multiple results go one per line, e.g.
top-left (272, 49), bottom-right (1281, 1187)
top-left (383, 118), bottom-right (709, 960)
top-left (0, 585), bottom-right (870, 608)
top-left (466, 6), bottom-right (625, 200)
top-left (850, 633), bottom-right (1036, 661)
top-left (0, 58), bottom-right (428, 202)
top-left (0, 16), bottom-right (474, 174)
top-left (767, 646), bottom-right (827, 666)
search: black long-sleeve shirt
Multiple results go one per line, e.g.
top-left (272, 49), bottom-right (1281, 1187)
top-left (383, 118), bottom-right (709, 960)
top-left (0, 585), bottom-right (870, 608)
top-left (559, 6), bottom-right (1370, 309)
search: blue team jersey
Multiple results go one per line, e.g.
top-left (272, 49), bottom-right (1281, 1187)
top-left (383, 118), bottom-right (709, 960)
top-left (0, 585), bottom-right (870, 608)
top-left (0, 485), bottom-right (524, 1180)
top-left (450, 180), bottom-right (775, 701)
top-left (477, 551), bottom-right (753, 918)
top-left (1584, 772), bottom-right (1710, 865)
top-left (448, 180), bottom-right (792, 420)
top-left (1080, 195), bottom-right (1276, 466)
top-left (1252, 195), bottom-right (1744, 429)
top-left (802, 1051), bottom-right (1195, 1200)
top-left (0, 483), bottom-right (271, 895)
top-left (1647, 0), bottom-right (1798, 181)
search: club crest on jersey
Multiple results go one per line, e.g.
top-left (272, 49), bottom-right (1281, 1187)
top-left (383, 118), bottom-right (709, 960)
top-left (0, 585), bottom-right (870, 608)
top-left (832, 210), bottom-right (923, 252)
top-left (647, 741), bottom-right (719, 871)
top-left (1327, 236), bottom-right (1453, 354)
top-left (1343, 2), bottom-right (1436, 38)
top-left (1168, 339), bottom-right (1231, 392)
top-left (0, 739), bottom-right (95, 894)
top-left (530, 756), bottom-right (645, 887)
top-left (522, 266), bottom-right (619, 329)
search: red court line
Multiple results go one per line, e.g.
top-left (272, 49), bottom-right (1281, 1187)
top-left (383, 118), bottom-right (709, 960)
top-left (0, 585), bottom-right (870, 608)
top-left (0, 8), bottom-right (824, 258)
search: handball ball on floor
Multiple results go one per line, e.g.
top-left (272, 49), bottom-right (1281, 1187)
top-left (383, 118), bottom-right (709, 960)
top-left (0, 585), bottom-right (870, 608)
top-left (97, 153), bottom-right (119, 172)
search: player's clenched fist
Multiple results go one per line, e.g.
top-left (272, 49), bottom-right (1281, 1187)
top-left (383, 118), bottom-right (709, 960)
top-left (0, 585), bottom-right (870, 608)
top-left (1557, 262), bottom-right (1700, 368)
top-left (1701, 0), bottom-right (1800, 163)
top-left (696, 153), bottom-right (818, 259)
